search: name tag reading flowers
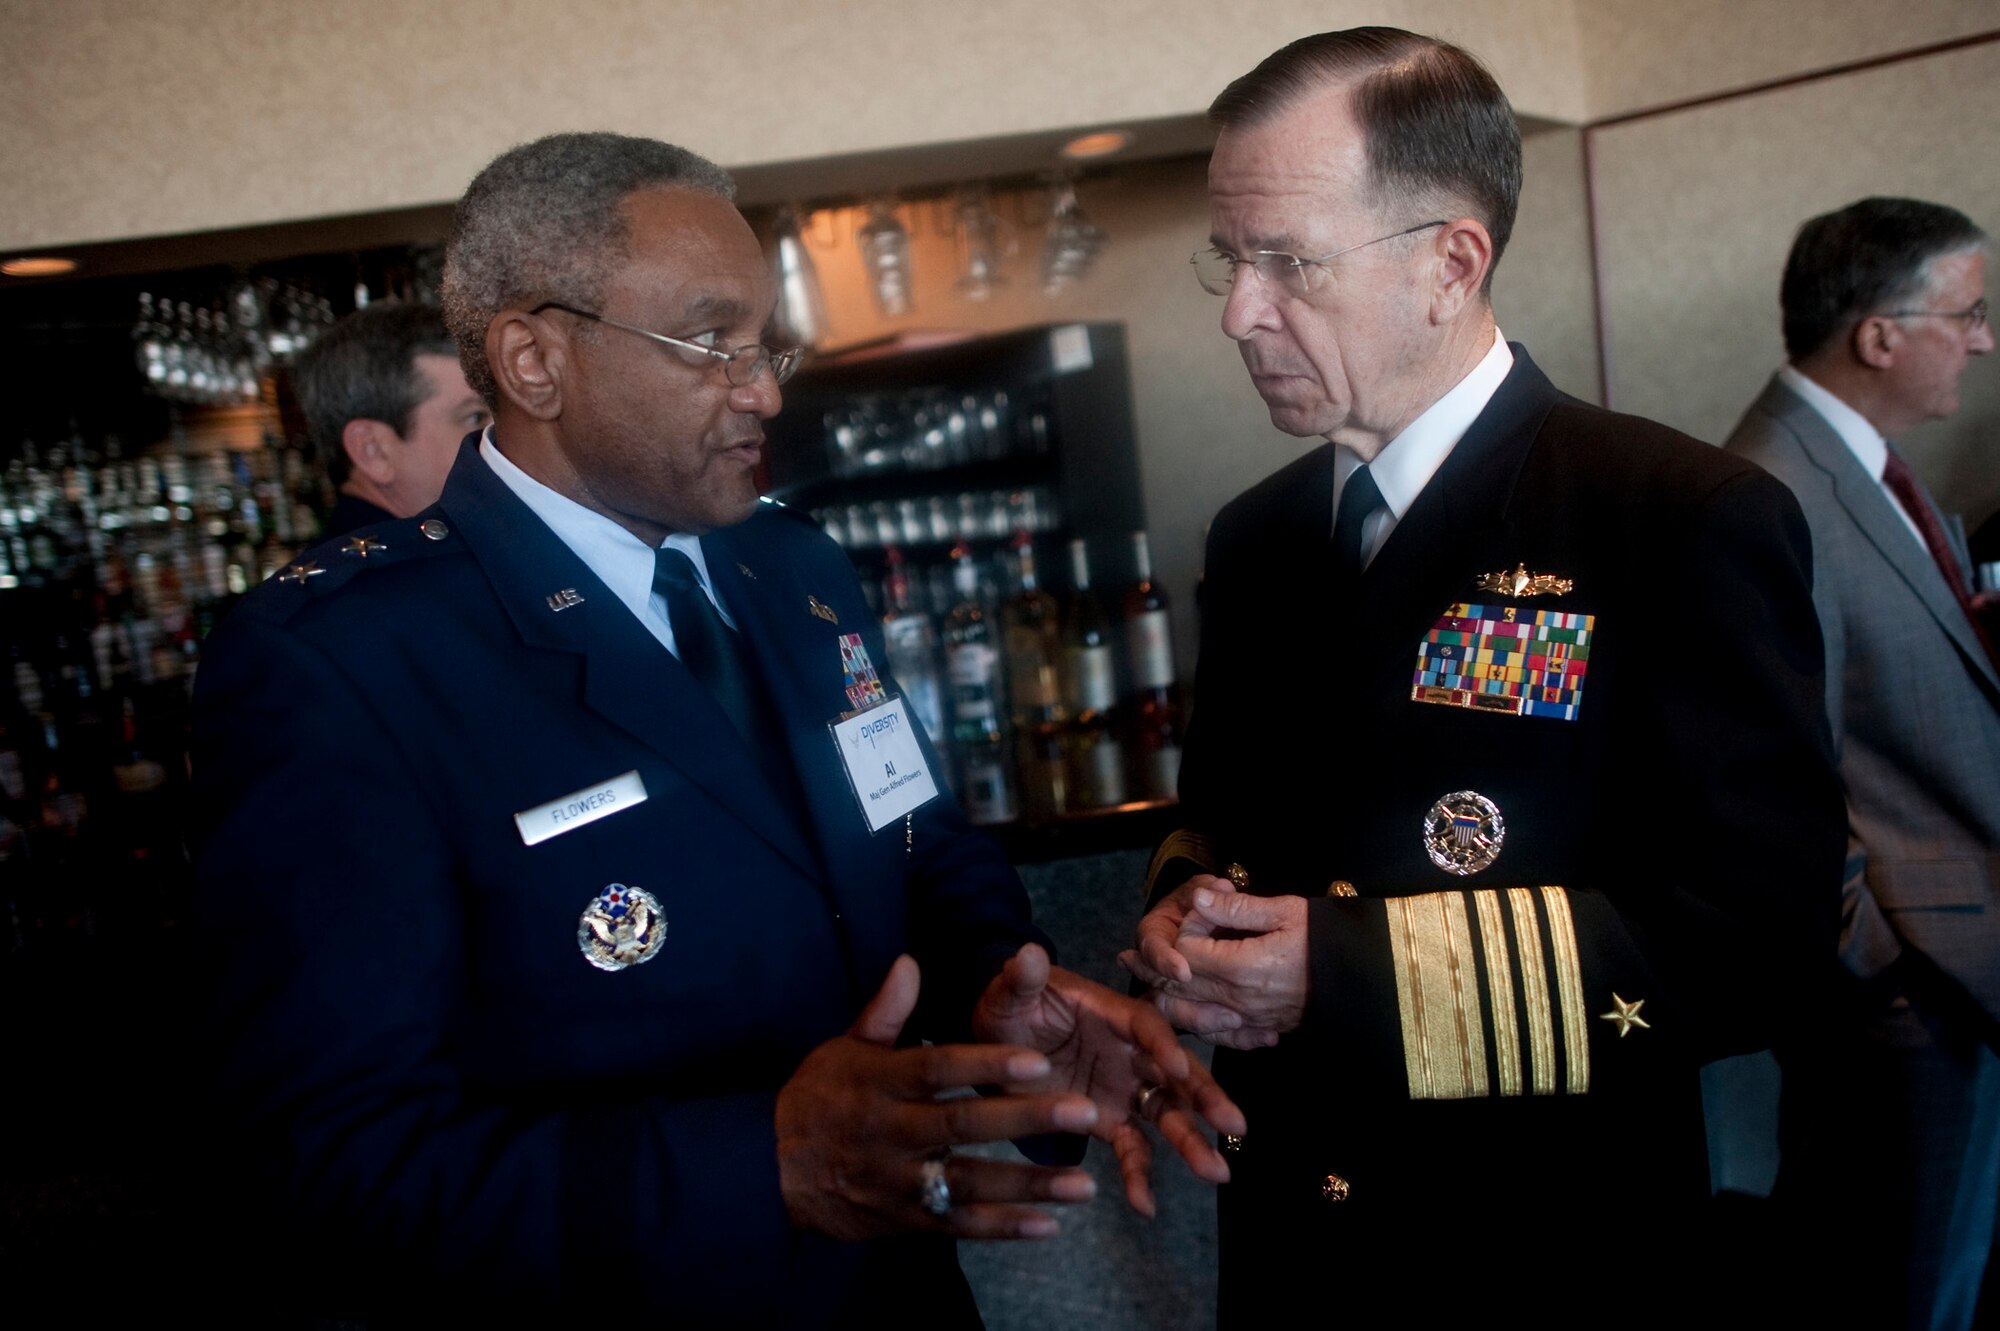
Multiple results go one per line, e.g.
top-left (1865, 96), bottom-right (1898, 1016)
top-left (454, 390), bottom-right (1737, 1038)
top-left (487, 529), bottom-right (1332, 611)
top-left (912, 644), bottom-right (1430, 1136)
top-left (515, 770), bottom-right (650, 846)
top-left (831, 698), bottom-right (939, 832)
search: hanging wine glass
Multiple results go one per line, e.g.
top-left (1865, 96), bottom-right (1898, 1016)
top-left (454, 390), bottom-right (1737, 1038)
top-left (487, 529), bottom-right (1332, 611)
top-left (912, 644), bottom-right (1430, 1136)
top-left (770, 205), bottom-right (829, 349)
top-left (1041, 179), bottom-right (1107, 294)
top-left (953, 187), bottom-right (1010, 301)
top-left (857, 199), bottom-right (913, 316)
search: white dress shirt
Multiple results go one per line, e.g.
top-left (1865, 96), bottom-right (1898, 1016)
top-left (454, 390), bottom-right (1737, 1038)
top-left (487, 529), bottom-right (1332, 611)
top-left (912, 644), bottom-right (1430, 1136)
top-left (1331, 327), bottom-right (1514, 568)
top-left (1777, 364), bottom-right (1929, 551)
top-left (479, 429), bottom-right (733, 659)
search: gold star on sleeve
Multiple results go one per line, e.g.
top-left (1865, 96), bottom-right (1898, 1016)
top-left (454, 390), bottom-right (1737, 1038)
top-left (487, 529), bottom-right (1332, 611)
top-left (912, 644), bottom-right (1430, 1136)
top-left (1599, 993), bottom-right (1650, 1038)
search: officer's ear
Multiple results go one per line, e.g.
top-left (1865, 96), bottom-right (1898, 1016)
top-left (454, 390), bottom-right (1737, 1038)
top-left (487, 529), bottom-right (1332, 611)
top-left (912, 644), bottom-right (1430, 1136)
top-left (1429, 217), bottom-right (1494, 324)
top-left (341, 418), bottom-right (400, 486)
top-left (487, 311), bottom-right (565, 421)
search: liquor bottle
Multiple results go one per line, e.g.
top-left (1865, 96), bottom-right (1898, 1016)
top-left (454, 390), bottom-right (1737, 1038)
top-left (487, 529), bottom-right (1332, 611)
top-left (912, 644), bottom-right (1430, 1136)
top-left (943, 545), bottom-right (1014, 823)
top-left (1123, 531), bottom-right (1184, 801)
top-left (1063, 538), bottom-right (1126, 807)
top-left (1001, 533), bottom-right (1069, 817)
top-left (880, 546), bottom-right (947, 750)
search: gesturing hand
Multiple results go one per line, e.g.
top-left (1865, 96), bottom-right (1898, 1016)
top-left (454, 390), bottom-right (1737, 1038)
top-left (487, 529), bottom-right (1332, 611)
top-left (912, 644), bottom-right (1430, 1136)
top-left (776, 954), bottom-right (1102, 1242)
top-left (972, 943), bottom-right (1247, 1217)
top-left (1121, 877), bottom-right (1310, 1049)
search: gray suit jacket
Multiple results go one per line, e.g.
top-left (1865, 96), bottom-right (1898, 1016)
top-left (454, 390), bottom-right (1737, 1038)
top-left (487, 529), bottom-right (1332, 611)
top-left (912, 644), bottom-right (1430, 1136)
top-left (1725, 375), bottom-right (2000, 1036)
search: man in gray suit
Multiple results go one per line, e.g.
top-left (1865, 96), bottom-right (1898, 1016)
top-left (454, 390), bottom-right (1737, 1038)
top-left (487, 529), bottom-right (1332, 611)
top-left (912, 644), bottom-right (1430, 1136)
top-left (1724, 196), bottom-right (1998, 1331)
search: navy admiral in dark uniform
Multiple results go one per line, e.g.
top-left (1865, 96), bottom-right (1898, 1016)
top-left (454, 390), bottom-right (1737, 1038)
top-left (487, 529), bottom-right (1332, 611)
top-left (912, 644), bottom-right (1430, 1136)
top-left (189, 132), bottom-right (1241, 1326)
top-left (1119, 29), bottom-right (1845, 1325)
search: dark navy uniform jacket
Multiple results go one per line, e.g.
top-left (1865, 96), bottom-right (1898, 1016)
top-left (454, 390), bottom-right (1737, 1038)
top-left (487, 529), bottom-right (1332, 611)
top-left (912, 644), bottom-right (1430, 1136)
top-left (189, 439), bottom-right (1038, 1324)
top-left (1148, 349), bottom-right (1846, 1324)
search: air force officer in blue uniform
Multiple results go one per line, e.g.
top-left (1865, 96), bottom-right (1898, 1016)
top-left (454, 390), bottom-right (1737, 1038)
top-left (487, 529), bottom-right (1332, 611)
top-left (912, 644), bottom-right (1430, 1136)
top-left (189, 132), bottom-right (1241, 1327)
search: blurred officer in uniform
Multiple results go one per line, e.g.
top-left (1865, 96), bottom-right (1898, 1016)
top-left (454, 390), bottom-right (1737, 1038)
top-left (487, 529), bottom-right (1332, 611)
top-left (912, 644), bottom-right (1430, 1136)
top-left (291, 300), bottom-right (490, 536)
top-left (1724, 196), bottom-right (1999, 1331)
top-left (1121, 28), bottom-right (1844, 1325)
top-left (190, 131), bottom-right (1240, 1326)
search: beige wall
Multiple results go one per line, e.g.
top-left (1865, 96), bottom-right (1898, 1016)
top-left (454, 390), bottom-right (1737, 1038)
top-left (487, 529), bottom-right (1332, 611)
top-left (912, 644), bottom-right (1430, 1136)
top-left (1591, 39), bottom-right (2000, 523)
top-left (0, 0), bottom-right (1587, 250)
top-left (1577, 0), bottom-right (1997, 118)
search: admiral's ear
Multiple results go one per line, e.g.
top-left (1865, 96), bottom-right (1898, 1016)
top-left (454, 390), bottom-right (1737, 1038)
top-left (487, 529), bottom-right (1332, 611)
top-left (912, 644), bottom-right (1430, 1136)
top-left (487, 310), bottom-right (567, 421)
top-left (1429, 218), bottom-right (1495, 324)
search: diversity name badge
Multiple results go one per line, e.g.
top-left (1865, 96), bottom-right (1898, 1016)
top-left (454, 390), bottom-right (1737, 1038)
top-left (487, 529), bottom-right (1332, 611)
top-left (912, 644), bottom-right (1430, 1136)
top-left (830, 697), bottom-right (939, 833)
top-left (839, 632), bottom-right (888, 710)
top-left (1411, 602), bottom-right (1595, 721)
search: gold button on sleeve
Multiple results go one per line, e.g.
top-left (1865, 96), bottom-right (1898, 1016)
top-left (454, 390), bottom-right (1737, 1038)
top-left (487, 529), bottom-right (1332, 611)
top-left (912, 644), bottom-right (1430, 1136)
top-left (1320, 1173), bottom-right (1351, 1202)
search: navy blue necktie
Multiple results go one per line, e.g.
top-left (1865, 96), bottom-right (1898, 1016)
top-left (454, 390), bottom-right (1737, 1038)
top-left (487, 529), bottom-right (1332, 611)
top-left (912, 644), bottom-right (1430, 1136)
top-left (1333, 464), bottom-right (1385, 576)
top-left (653, 547), bottom-right (766, 749)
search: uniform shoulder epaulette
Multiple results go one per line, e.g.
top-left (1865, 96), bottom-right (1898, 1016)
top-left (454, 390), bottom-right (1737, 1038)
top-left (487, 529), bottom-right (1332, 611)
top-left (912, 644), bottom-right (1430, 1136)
top-left (247, 514), bottom-right (461, 620)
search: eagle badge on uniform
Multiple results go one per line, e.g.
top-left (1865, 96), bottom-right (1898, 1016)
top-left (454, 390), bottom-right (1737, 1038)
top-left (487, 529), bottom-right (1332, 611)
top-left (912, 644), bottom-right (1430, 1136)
top-left (577, 883), bottom-right (666, 972)
top-left (1423, 790), bottom-right (1505, 875)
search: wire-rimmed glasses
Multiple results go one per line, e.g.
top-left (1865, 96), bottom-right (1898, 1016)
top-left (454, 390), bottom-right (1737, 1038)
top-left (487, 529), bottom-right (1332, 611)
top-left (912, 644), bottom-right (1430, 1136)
top-left (1191, 220), bottom-right (1447, 297)
top-left (530, 301), bottom-right (802, 386)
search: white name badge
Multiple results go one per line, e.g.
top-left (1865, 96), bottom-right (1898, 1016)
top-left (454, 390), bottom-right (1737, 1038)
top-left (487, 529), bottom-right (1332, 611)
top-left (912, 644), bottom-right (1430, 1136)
top-left (830, 697), bottom-right (940, 833)
top-left (515, 770), bottom-right (649, 846)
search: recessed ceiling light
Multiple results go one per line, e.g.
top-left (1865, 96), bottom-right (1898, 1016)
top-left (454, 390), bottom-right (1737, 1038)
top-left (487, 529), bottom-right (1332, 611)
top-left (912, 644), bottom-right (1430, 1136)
top-left (1060, 130), bottom-right (1133, 161)
top-left (2, 256), bottom-right (78, 277)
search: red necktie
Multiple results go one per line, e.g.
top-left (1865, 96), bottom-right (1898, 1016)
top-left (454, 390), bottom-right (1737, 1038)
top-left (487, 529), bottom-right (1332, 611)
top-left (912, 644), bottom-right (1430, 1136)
top-left (1881, 447), bottom-right (2000, 673)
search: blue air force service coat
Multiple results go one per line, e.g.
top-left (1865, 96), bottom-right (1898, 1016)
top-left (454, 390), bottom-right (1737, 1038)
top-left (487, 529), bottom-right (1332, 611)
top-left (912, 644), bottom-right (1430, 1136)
top-left (1150, 349), bottom-right (1845, 1321)
top-left (188, 441), bottom-right (1039, 1324)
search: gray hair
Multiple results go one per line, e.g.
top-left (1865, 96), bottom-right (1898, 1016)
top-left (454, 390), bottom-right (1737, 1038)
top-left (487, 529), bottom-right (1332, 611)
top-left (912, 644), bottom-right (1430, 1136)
top-left (1781, 197), bottom-right (1988, 360)
top-left (291, 301), bottom-right (456, 486)
top-left (1210, 27), bottom-right (1521, 293)
top-left (441, 132), bottom-right (737, 401)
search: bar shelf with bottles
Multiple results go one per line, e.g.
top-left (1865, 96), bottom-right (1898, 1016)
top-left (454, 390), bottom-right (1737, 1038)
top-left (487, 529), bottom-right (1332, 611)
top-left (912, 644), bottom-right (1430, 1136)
top-left (765, 323), bottom-right (1184, 852)
top-left (1, 430), bottom-right (330, 954)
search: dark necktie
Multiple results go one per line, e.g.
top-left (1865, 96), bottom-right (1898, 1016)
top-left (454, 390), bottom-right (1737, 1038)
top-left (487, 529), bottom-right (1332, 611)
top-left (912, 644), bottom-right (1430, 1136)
top-left (653, 546), bottom-right (767, 748)
top-left (1881, 447), bottom-right (2000, 673)
top-left (1333, 463), bottom-right (1385, 576)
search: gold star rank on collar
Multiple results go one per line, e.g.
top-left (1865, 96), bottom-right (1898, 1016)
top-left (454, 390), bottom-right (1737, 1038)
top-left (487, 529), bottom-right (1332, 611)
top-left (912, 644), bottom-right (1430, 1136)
top-left (277, 561), bottom-right (325, 585)
top-left (1599, 993), bottom-right (1650, 1038)
top-left (341, 535), bottom-right (387, 558)
top-left (1475, 563), bottom-right (1574, 598)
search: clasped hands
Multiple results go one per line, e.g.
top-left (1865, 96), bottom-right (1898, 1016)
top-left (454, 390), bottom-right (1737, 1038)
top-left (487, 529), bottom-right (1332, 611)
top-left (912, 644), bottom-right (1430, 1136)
top-left (1117, 874), bottom-right (1310, 1050)
top-left (776, 942), bottom-right (1246, 1243)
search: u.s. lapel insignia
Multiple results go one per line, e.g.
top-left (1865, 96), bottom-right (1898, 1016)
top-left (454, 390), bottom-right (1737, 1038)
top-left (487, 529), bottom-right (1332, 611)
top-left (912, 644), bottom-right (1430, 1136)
top-left (277, 561), bottom-right (325, 585)
top-left (808, 595), bottom-right (839, 625)
top-left (1599, 993), bottom-right (1650, 1038)
top-left (1475, 562), bottom-right (1574, 598)
top-left (839, 632), bottom-right (887, 710)
top-left (341, 535), bottom-right (387, 558)
top-left (1423, 790), bottom-right (1505, 875)
top-left (577, 883), bottom-right (667, 972)
top-left (736, 562), bottom-right (756, 580)
top-left (546, 588), bottom-right (585, 612)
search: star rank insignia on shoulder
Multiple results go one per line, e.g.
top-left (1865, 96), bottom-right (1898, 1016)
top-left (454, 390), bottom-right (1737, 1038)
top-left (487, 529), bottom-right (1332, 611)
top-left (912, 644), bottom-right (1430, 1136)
top-left (1600, 993), bottom-right (1650, 1037)
top-left (277, 560), bottom-right (326, 585)
top-left (1475, 562), bottom-right (1574, 598)
top-left (341, 534), bottom-right (387, 558)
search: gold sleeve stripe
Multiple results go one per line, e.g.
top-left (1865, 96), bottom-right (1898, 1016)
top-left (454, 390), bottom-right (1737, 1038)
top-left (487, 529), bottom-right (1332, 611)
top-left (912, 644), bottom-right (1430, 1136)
top-left (1387, 893), bottom-right (1488, 1100)
top-left (1507, 887), bottom-right (1558, 1096)
top-left (1472, 889), bottom-right (1523, 1097)
top-left (1142, 830), bottom-right (1218, 900)
top-left (1540, 886), bottom-right (1591, 1095)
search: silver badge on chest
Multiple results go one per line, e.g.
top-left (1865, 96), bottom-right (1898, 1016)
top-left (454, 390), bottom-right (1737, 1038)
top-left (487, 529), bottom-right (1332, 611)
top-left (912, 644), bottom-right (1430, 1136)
top-left (1423, 790), bottom-right (1505, 875)
top-left (577, 883), bottom-right (667, 971)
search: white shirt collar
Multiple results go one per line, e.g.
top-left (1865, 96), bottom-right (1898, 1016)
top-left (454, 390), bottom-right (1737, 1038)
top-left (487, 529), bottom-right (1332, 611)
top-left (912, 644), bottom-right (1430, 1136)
top-left (477, 428), bottom-right (725, 654)
top-left (1778, 364), bottom-right (1889, 480)
top-left (1332, 328), bottom-right (1513, 560)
